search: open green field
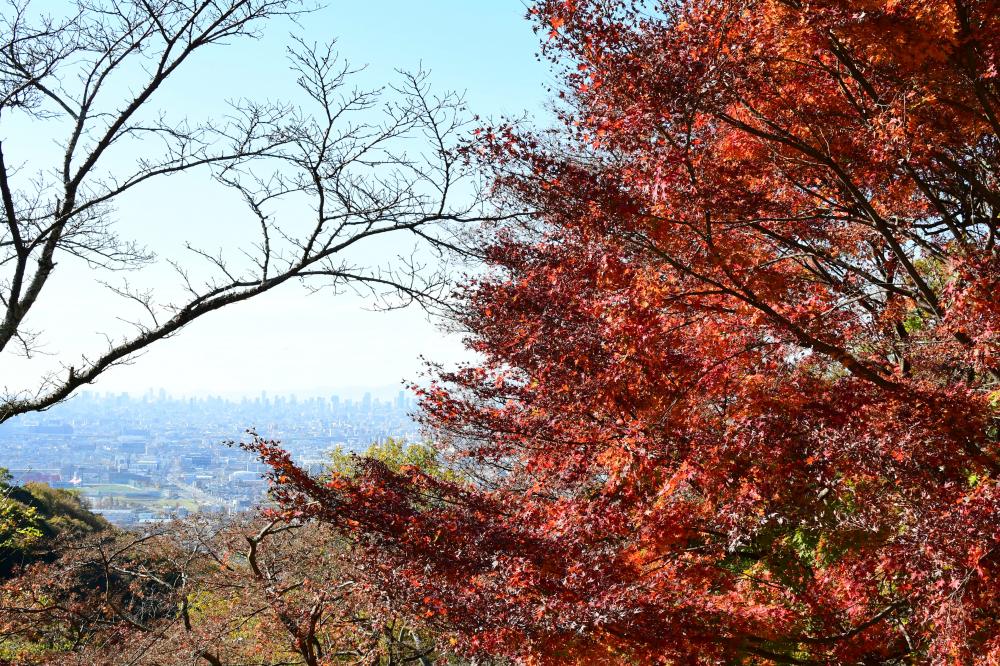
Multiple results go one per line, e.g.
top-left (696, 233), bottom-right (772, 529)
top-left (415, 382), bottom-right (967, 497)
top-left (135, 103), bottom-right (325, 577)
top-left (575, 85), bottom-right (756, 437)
top-left (79, 485), bottom-right (207, 513)
top-left (146, 498), bottom-right (201, 511)
top-left (80, 484), bottom-right (161, 497)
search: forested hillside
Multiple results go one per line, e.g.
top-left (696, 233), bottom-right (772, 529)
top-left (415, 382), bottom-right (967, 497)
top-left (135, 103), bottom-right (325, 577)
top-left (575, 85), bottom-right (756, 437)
top-left (0, 469), bottom-right (108, 578)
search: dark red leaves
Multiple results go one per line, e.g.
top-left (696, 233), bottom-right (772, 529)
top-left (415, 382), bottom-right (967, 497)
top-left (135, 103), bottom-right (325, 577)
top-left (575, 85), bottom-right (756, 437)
top-left (259, 1), bottom-right (1000, 662)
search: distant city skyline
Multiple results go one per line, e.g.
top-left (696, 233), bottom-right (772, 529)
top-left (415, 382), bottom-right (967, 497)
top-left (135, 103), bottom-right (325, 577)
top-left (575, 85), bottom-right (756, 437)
top-left (82, 384), bottom-right (425, 401)
top-left (1, 385), bottom-right (422, 525)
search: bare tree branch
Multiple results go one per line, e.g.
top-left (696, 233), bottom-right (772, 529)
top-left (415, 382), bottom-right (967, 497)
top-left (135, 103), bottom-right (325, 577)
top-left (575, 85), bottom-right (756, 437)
top-left (0, 1), bottom-right (504, 422)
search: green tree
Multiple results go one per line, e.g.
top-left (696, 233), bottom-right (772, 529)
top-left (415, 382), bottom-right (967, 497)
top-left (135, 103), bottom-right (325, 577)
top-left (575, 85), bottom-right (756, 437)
top-left (328, 438), bottom-right (460, 482)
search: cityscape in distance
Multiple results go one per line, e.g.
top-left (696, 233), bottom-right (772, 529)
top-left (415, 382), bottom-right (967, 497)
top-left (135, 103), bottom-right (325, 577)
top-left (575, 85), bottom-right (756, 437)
top-left (0, 388), bottom-right (421, 527)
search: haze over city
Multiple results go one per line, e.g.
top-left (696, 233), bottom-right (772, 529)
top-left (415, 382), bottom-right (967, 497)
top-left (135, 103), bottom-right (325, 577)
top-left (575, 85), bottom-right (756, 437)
top-left (0, 0), bottom-right (548, 528)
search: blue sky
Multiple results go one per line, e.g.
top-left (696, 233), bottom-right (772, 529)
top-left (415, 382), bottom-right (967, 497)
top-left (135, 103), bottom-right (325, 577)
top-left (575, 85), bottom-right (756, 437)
top-left (0, 0), bottom-right (551, 399)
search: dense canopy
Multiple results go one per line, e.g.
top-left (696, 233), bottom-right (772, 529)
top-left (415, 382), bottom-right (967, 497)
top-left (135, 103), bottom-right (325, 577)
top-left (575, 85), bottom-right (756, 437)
top-left (257, 0), bottom-right (1000, 662)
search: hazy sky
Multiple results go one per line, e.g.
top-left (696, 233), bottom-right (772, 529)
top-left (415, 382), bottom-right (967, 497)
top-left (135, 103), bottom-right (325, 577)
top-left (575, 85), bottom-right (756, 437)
top-left (1, 0), bottom-right (550, 399)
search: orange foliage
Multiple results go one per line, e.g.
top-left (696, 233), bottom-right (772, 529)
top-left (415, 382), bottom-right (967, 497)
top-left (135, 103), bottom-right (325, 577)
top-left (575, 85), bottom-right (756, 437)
top-left (259, 1), bottom-right (1000, 662)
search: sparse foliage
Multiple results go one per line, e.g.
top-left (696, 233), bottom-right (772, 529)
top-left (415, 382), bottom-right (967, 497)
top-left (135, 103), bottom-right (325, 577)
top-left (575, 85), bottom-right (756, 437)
top-left (0, 512), bottom-right (477, 665)
top-left (0, 0), bottom-right (492, 421)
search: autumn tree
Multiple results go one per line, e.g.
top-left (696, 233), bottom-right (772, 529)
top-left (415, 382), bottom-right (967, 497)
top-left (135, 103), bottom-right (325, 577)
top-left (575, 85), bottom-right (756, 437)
top-left (253, 0), bottom-right (1000, 663)
top-left (0, 0), bottom-right (487, 421)
top-left (0, 512), bottom-right (479, 665)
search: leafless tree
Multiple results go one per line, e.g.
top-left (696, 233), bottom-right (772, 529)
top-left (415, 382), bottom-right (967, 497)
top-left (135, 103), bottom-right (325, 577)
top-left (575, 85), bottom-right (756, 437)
top-left (0, 0), bottom-right (495, 422)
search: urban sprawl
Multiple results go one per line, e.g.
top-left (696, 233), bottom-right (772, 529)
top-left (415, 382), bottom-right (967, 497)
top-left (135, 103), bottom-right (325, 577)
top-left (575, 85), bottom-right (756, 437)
top-left (0, 390), bottom-right (421, 526)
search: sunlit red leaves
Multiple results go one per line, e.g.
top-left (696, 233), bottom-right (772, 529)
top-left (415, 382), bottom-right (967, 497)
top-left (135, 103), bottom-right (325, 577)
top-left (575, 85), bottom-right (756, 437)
top-left (252, 0), bottom-right (1000, 662)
